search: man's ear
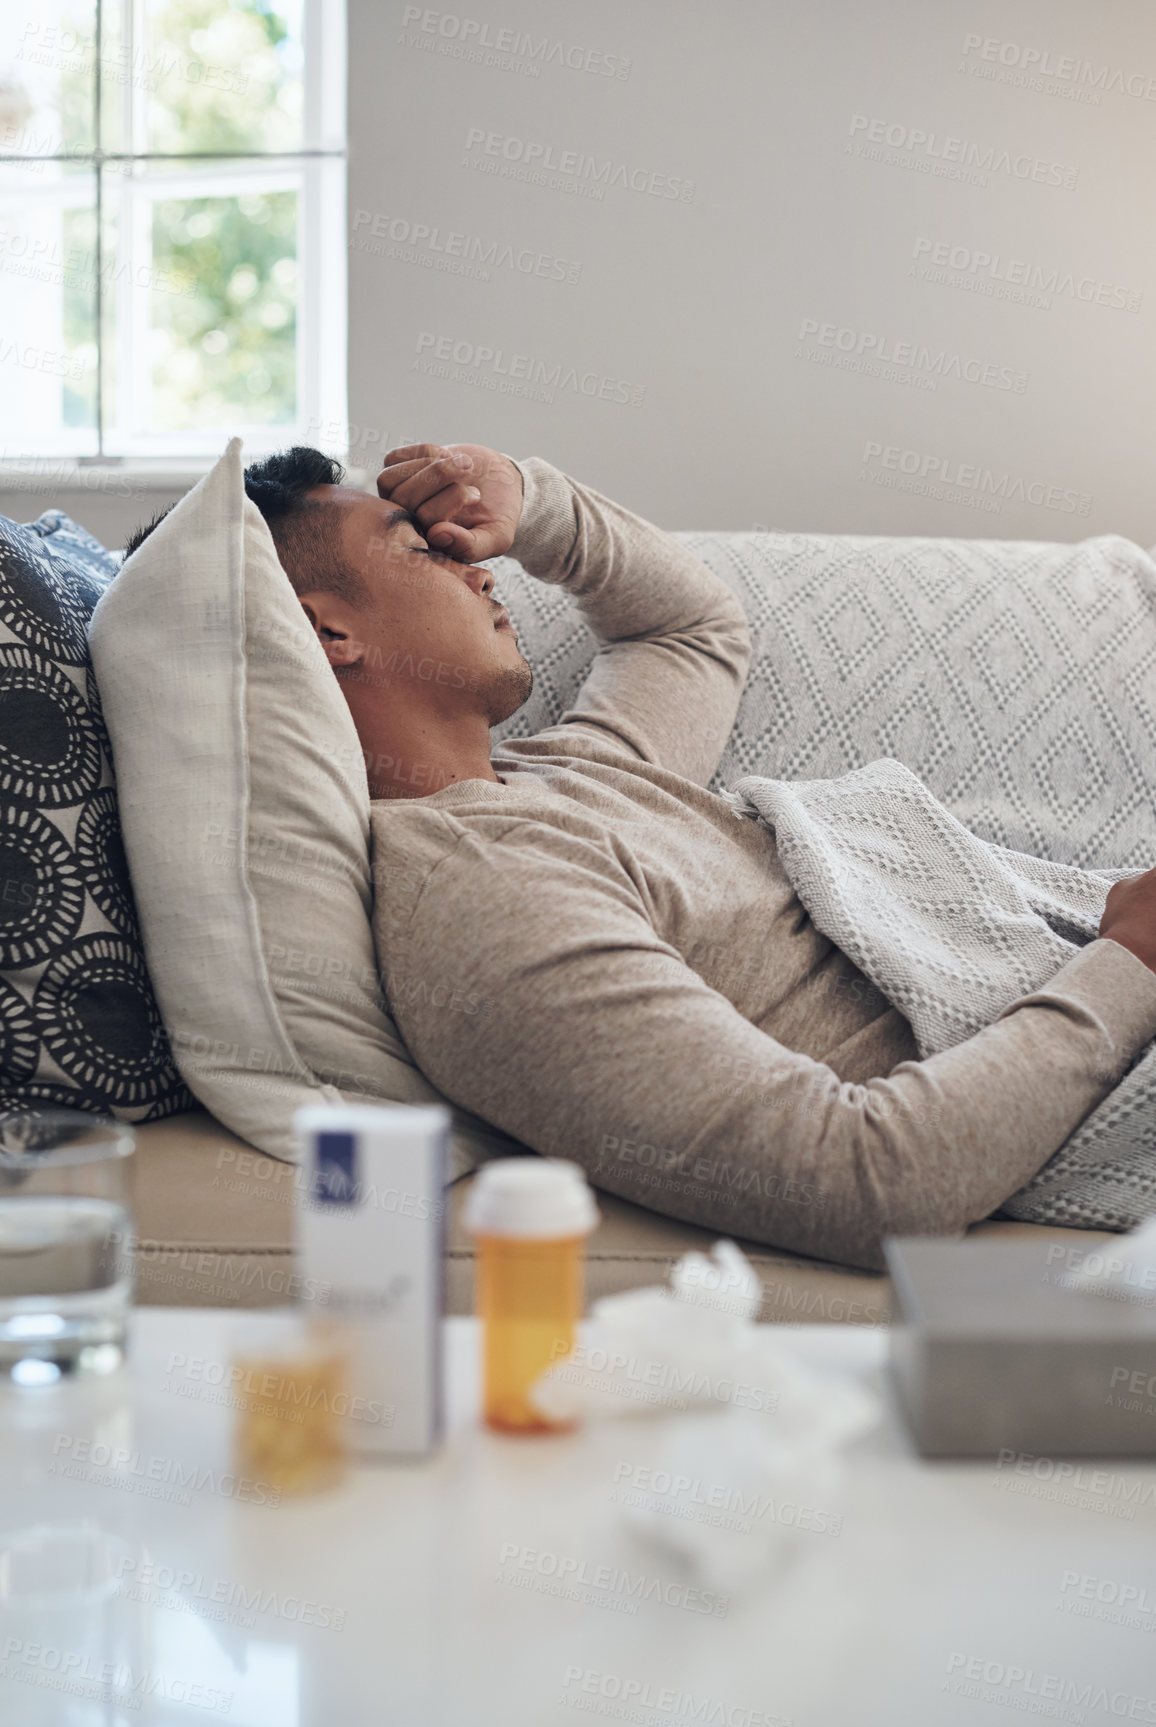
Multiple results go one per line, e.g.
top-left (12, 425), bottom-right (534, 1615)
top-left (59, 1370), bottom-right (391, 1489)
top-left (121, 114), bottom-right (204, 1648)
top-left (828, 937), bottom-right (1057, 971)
top-left (298, 596), bottom-right (364, 670)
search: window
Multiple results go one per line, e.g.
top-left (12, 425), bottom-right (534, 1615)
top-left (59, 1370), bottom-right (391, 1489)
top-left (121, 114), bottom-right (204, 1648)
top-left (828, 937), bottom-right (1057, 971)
top-left (0, 0), bottom-right (346, 461)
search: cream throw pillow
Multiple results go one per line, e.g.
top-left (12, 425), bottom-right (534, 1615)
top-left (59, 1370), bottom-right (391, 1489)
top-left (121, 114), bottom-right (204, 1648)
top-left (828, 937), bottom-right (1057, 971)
top-left (89, 438), bottom-right (520, 1175)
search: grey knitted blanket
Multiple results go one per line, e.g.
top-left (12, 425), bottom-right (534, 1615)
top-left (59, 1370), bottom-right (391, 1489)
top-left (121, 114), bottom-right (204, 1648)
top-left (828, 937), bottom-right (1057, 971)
top-left (719, 758), bottom-right (1156, 1229)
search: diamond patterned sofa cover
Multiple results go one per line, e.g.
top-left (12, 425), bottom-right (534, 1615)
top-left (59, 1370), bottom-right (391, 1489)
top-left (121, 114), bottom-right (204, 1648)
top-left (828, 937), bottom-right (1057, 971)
top-left (491, 528), bottom-right (1156, 870)
top-left (12, 509), bottom-right (1155, 1316)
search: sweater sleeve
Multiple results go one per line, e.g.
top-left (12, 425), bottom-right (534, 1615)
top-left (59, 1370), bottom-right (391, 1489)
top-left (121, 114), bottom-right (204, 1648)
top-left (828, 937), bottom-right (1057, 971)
top-left (498, 456), bottom-right (752, 788)
top-left (380, 821), bottom-right (1156, 1272)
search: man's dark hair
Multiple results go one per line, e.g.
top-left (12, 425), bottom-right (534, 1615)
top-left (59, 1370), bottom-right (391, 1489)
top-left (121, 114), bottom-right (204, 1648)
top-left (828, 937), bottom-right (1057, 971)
top-left (121, 445), bottom-right (367, 604)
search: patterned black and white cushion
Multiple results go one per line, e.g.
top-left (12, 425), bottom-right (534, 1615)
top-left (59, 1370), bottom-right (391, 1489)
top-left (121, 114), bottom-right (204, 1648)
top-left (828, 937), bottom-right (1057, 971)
top-left (0, 511), bottom-right (193, 1122)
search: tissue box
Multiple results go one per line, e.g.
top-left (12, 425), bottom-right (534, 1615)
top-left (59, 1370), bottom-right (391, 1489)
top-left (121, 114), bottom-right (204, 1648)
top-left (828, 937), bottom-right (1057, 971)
top-left (885, 1236), bottom-right (1156, 1458)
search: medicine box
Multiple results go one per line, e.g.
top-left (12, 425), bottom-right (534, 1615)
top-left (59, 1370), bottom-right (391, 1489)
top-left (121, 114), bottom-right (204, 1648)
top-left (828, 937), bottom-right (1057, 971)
top-left (294, 1102), bottom-right (447, 1458)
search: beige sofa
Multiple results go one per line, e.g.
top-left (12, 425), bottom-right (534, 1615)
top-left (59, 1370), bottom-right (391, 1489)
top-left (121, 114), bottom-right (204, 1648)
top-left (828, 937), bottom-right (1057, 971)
top-left (133, 1108), bottom-right (1108, 1322)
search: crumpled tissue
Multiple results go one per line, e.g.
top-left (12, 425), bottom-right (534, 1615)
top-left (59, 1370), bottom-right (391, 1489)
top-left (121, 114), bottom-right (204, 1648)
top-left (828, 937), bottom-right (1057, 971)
top-left (1067, 1214), bottom-right (1156, 1300)
top-left (530, 1240), bottom-right (878, 1595)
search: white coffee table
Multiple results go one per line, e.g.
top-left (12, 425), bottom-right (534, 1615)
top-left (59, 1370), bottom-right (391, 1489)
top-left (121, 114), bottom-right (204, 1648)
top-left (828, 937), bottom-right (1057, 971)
top-left (1, 1308), bottom-right (1154, 1727)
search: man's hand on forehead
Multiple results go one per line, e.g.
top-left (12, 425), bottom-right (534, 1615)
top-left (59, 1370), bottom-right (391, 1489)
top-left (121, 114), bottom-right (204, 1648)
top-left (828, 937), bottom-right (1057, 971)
top-left (376, 442), bottom-right (524, 564)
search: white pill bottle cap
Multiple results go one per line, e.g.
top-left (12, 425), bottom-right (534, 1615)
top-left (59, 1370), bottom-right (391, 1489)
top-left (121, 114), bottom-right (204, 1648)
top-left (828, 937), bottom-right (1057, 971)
top-left (463, 1157), bottom-right (600, 1240)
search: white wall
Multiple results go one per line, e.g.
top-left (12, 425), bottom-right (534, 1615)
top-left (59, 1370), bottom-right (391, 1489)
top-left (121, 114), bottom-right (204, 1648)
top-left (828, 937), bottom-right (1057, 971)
top-left (346, 0), bottom-right (1156, 541)
top-left (8, 0), bottom-right (1155, 546)
top-left (0, 474), bottom-right (188, 549)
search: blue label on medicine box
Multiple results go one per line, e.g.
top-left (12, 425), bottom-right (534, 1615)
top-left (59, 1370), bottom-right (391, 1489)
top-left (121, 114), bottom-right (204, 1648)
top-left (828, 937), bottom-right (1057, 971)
top-left (313, 1131), bottom-right (359, 1206)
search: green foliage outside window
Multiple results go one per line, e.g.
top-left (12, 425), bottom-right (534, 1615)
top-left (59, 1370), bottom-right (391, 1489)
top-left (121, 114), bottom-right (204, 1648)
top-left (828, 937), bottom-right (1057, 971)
top-left (56, 0), bottom-right (301, 433)
top-left (151, 188), bottom-right (297, 429)
top-left (140, 0), bottom-right (301, 156)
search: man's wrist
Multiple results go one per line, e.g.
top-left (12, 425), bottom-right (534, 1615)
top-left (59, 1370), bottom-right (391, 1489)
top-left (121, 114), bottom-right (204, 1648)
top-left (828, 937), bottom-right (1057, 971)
top-left (499, 456), bottom-right (579, 583)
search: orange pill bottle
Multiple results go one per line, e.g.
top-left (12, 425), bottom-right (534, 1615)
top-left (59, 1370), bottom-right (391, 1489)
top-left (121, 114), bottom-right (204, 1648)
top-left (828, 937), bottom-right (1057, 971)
top-left (463, 1159), bottom-right (599, 1434)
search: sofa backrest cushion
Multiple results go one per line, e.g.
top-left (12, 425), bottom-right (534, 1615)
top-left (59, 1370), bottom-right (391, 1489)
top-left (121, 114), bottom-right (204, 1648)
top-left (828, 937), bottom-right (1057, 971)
top-left (88, 439), bottom-right (520, 1174)
top-left (491, 530), bottom-right (1156, 869)
top-left (0, 508), bottom-right (193, 1121)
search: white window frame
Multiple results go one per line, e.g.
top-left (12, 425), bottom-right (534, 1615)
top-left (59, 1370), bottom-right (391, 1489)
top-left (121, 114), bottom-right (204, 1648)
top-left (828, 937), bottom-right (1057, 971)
top-left (0, 0), bottom-right (346, 466)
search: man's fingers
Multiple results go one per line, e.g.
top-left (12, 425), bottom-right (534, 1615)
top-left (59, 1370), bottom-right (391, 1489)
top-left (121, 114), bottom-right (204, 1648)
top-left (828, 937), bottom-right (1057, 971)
top-left (377, 451), bottom-right (472, 507)
top-left (426, 521), bottom-right (501, 562)
top-left (425, 521), bottom-right (472, 555)
top-left (377, 446), bottom-right (465, 482)
top-left (380, 443), bottom-right (451, 466)
top-left (377, 451), bottom-right (469, 490)
top-left (412, 480), bottom-right (480, 532)
top-left (376, 460), bottom-right (422, 497)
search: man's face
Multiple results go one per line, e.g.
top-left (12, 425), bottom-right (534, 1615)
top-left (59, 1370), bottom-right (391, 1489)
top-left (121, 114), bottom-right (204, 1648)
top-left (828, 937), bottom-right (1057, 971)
top-left (303, 483), bottom-right (532, 724)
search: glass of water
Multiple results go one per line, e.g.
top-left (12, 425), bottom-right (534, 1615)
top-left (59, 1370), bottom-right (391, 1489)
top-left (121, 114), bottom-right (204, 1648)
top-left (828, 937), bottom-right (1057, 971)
top-left (0, 1111), bottom-right (135, 1382)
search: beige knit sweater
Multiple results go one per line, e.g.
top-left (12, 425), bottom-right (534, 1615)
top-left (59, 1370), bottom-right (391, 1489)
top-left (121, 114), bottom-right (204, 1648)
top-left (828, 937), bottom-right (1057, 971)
top-left (370, 458), bottom-right (1156, 1270)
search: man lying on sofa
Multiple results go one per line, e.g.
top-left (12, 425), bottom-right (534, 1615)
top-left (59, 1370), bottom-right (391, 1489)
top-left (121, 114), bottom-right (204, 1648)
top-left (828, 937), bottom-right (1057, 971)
top-left (126, 441), bottom-right (1156, 1271)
